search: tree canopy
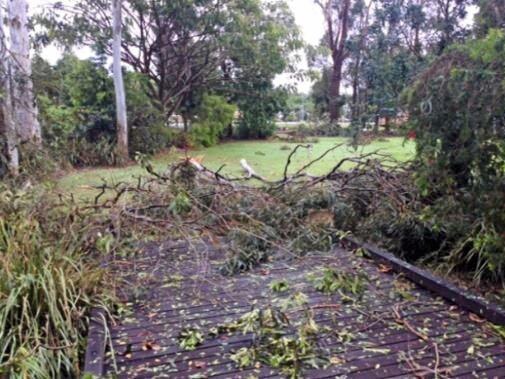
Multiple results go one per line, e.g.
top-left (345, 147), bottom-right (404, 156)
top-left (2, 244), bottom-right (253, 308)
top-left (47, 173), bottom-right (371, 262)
top-left (37, 0), bottom-right (301, 138)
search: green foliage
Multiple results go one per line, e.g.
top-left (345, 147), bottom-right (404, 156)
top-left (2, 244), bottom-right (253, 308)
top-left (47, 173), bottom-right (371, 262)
top-left (129, 123), bottom-right (172, 156)
top-left (33, 54), bottom-right (171, 165)
top-left (190, 94), bottom-right (236, 147)
top-left (311, 121), bottom-right (343, 137)
top-left (362, 48), bottom-right (421, 127)
top-left (169, 192), bottom-right (192, 215)
top-left (235, 87), bottom-right (286, 139)
top-left (37, 0), bottom-right (300, 144)
top-left (406, 29), bottom-right (505, 193)
top-left (0, 142), bottom-right (59, 183)
top-left (34, 54), bottom-right (116, 165)
top-left (313, 268), bottom-right (367, 299)
top-left (311, 68), bottom-right (330, 117)
top-left (399, 29), bottom-right (505, 281)
top-left (219, 185), bottom-right (339, 275)
top-left (282, 93), bottom-right (314, 121)
top-left (178, 328), bottom-right (204, 351)
top-left (220, 0), bottom-right (300, 139)
top-left (475, 0), bottom-right (505, 37)
top-left (226, 307), bottom-right (321, 378)
top-left (126, 73), bottom-right (171, 155)
top-left (270, 279), bottom-right (290, 293)
top-left (221, 230), bottom-right (269, 275)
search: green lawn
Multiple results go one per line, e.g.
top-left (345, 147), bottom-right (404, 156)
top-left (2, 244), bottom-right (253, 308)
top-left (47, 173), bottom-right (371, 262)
top-left (58, 137), bottom-right (415, 199)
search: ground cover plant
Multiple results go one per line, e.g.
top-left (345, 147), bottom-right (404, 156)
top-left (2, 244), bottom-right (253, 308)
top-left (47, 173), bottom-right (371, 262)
top-left (0, 185), bottom-right (115, 377)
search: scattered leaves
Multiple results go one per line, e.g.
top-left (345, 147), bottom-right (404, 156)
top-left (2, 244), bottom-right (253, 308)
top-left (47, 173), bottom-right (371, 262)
top-left (270, 279), bottom-right (290, 293)
top-left (178, 328), bottom-right (204, 351)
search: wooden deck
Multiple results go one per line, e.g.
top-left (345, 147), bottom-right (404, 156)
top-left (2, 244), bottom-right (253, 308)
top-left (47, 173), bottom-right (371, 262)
top-left (85, 239), bottom-right (505, 378)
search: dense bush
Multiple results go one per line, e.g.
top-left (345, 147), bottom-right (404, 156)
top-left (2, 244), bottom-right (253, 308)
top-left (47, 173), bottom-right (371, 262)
top-left (126, 73), bottom-right (171, 154)
top-left (34, 55), bottom-right (171, 165)
top-left (34, 55), bottom-right (117, 166)
top-left (312, 121), bottom-right (342, 137)
top-left (399, 29), bottom-right (505, 282)
top-left (0, 139), bottom-right (58, 182)
top-left (406, 29), bottom-right (505, 194)
top-left (235, 87), bottom-right (286, 139)
top-left (190, 94), bottom-right (236, 147)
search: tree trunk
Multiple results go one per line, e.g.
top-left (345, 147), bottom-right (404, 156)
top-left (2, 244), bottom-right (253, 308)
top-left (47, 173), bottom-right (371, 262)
top-left (384, 115), bottom-right (390, 133)
top-left (351, 59), bottom-right (360, 121)
top-left (8, 0), bottom-right (41, 144)
top-left (182, 114), bottom-right (189, 132)
top-left (328, 59), bottom-right (343, 122)
top-left (373, 114), bottom-right (379, 133)
top-left (112, 0), bottom-right (128, 164)
top-left (0, 0), bottom-right (18, 175)
top-left (322, 0), bottom-right (351, 123)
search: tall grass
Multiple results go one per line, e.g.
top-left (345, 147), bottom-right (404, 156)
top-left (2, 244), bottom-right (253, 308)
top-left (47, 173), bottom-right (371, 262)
top-left (0, 187), bottom-right (108, 378)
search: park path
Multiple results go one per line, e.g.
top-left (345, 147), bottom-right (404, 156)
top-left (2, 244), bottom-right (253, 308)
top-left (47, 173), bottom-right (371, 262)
top-left (85, 239), bottom-right (505, 378)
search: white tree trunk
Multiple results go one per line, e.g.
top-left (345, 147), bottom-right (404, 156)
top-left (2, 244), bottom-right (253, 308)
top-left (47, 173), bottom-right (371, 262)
top-left (0, 0), bottom-right (19, 175)
top-left (8, 0), bottom-right (41, 144)
top-left (112, 0), bottom-right (128, 163)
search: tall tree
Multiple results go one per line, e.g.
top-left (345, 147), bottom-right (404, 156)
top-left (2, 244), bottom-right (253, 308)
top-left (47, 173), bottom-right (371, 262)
top-left (428, 0), bottom-right (472, 54)
top-left (347, 0), bottom-right (372, 121)
top-left (112, 0), bottom-right (128, 162)
top-left (475, 0), bottom-right (505, 37)
top-left (315, 0), bottom-right (352, 122)
top-left (0, 0), bottom-right (18, 175)
top-left (8, 0), bottom-right (41, 144)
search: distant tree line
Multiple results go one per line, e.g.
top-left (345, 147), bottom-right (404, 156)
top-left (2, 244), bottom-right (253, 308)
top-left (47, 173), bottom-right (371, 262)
top-left (310, 0), bottom-right (480, 128)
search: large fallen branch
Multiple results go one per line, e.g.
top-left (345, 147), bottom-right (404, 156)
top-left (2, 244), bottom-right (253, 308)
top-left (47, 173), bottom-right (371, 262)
top-left (82, 143), bottom-right (414, 274)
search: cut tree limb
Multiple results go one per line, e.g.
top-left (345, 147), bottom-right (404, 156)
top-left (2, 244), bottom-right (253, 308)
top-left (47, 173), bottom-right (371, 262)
top-left (240, 159), bottom-right (264, 181)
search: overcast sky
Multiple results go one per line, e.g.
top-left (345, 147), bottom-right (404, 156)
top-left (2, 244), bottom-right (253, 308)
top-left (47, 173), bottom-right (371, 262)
top-left (274, 0), bottom-right (325, 93)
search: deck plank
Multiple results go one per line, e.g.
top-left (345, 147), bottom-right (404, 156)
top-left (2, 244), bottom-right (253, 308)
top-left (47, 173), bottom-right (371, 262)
top-left (85, 240), bottom-right (505, 378)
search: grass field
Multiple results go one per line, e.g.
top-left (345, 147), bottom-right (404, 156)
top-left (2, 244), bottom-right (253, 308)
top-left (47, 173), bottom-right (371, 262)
top-left (58, 137), bottom-right (415, 199)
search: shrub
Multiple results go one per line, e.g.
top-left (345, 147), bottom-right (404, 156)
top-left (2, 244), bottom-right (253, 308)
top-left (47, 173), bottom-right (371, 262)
top-left (126, 72), bottom-right (171, 155)
top-left (405, 29), bottom-right (505, 193)
top-left (190, 94), bottom-right (236, 147)
top-left (0, 140), bottom-right (59, 182)
top-left (66, 137), bottom-right (117, 166)
top-left (402, 29), bottom-right (505, 281)
top-left (236, 112), bottom-right (276, 139)
top-left (34, 55), bottom-right (172, 165)
top-left (129, 123), bottom-right (172, 156)
top-left (235, 87), bottom-right (286, 139)
top-left (171, 130), bottom-right (192, 149)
